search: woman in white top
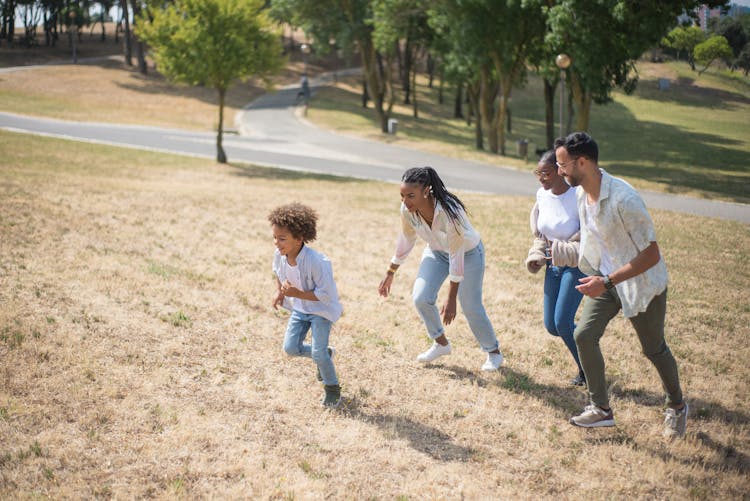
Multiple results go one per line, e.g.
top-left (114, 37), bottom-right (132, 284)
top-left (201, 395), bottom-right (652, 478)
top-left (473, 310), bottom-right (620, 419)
top-left (526, 151), bottom-right (586, 385)
top-left (378, 167), bottom-right (504, 371)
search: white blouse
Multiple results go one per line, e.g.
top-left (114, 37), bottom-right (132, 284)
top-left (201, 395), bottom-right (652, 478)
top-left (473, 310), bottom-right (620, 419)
top-left (391, 200), bottom-right (480, 282)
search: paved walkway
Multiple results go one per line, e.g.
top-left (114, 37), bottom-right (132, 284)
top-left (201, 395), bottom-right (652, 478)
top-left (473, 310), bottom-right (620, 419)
top-left (1, 71), bottom-right (748, 224)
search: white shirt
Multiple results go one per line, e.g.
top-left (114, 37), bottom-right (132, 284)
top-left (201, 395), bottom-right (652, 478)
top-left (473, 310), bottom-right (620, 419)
top-left (281, 261), bottom-right (309, 313)
top-left (391, 200), bottom-right (480, 282)
top-left (272, 245), bottom-right (343, 322)
top-left (536, 186), bottom-right (579, 241)
top-left (577, 169), bottom-right (668, 318)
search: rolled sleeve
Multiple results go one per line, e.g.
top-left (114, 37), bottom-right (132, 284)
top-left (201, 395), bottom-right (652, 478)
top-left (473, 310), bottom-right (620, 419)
top-left (392, 210), bottom-right (418, 264)
top-left (619, 193), bottom-right (657, 252)
top-left (310, 258), bottom-right (335, 304)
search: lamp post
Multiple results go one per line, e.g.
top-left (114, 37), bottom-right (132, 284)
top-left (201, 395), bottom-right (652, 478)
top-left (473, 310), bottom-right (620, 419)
top-left (555, 53), bottom-right (571, 138)
top-left (70, 10), bottom-right (78, 64)
top-left (300, 43), bottom-right (311, 75)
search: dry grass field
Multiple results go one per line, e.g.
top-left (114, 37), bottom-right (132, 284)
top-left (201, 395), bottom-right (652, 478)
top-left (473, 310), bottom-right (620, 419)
top-left (1, 129), bottom-right (748, 499)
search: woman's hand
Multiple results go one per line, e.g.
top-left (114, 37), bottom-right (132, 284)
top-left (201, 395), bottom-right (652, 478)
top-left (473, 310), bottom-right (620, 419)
top-left (440, 297), bottom-right (457, 325)
top-left (378, 273), bottom-right (394, 297)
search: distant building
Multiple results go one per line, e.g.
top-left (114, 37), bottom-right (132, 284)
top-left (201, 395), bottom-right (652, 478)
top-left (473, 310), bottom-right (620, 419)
top-left (696, 4), bottom-right (724, 30)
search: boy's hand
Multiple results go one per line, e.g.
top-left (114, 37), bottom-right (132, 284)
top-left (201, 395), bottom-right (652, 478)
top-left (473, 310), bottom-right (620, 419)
top-left (280, 280), bottom-right (302, 298)
top-left (272, 291), bottom-right (285, 309)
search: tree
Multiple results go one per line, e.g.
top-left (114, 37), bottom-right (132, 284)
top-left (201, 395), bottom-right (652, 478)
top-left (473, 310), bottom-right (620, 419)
top-left (736, 43), bottom-right (750, 75)
top-left (546, 0), bottom-right (726, 132)
top-left (138, 0), bottom-right (283, 163)
top-left (273, 0), bottom-right (398, 133)
top-left (694, 35), bottom-right (733, 75)
top-left (372, 0), bottom-right (433, 117)
top-left (431, 0), bottom-right (544, 155)
top-left (662, 25), bottom-right (705, 70)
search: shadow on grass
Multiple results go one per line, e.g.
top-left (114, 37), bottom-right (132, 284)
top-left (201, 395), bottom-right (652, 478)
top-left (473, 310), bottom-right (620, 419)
top-left (439, 365), bottom-right (750, 473)
top-left (633, 76), bottom-right (750, 110)
top-left (341, 396), bottom-right (477, 462)
top-left (227, 162), bottom-right (360, 183)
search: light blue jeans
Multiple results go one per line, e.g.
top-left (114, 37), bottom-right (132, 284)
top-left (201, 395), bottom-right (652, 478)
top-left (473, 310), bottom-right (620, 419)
top-left (412, 241), bottom-right (500, 353)
top-left (543, 264), bottom-right (585, 372)
top-left (283, 310), bottom-right (338, 386)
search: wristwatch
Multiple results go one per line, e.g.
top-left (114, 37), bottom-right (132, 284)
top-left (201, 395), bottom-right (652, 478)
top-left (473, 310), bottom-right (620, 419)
top-left (604, 275), bottom-right (615, 290)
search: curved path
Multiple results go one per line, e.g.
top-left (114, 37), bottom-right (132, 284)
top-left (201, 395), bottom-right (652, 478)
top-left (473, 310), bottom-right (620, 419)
top-left (1, 73), bottom-right (748, 224)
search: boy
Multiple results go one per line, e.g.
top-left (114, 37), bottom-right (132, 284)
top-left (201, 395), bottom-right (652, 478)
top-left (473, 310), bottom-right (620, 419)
top-left (269, 203), bottom-right (343, 408)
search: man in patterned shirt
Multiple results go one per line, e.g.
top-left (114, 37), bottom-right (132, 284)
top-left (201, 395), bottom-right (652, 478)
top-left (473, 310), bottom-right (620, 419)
top-left (554, 132), bottom-right (688, 438)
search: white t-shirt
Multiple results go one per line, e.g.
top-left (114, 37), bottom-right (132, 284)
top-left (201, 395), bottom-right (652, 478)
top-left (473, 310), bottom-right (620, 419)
top-left (536, 186), bottom-right (579, 241)
top-left (281, 260), bottom-right (311, 313)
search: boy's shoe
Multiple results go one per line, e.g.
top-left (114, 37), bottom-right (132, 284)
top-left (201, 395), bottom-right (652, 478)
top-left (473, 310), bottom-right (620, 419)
top-left (570, 371), bottom-right (586, 386)
top-left (481, 352), bottom-right (504, 371)
top-left (322, 384), bottom-right (341, 408)
top-left (416, 341), bottom-right (452, 363)
top-left (316, 346), bottom-right (335, 382)
top-left (569, 404), bottom-right (615, 428)
top-left (663, 402), bottom-right (689, 439)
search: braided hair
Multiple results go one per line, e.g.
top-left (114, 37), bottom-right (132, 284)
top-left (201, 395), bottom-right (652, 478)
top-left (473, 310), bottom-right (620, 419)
top-left (401, 167), bottom-right (467, 227)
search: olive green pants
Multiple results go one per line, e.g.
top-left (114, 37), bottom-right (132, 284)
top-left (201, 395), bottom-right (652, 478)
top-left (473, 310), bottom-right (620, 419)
top-left (574, 287), bottom-right (683, 409)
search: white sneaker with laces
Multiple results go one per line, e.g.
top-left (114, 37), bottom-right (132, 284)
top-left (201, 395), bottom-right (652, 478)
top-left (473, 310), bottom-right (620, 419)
top-left (416, 341), bottom-right (452, 363)
top-left (481, 352), bottom-right (504, 371)
top-left (569, 404), bottom-right (615, 428)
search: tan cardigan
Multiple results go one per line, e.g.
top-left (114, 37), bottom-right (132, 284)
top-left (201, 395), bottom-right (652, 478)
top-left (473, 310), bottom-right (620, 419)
top-left (525, 202), bottom-right (580, 273)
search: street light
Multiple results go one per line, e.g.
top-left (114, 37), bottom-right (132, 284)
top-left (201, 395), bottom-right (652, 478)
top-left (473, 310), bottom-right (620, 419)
top-left (555, 53), bottom-right (571, 138)
top-left (300, 43), bottom-right (311, 75)
top-left (69, 10), bottom-right (78, 64)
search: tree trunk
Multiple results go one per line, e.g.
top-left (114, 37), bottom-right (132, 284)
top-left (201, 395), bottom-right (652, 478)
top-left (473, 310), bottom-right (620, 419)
top-left (129, 0), bottom-right (146, 74)
top-left (569, 71), bottom-right (591, 131)
top-left (427, 53), bottom-right (434, 88)
top-left (216, 87), bottom-right (227, 163)
top-left (479, 65), bottom-right (500, 154)
top-left (360, 37), bottom-right (392, 133)
top-left (412, 56), bottom-right (418, 118)
top-left (361, 78), bottom-right (368, 108)
top-left (453, 82), bottom-right (463, 119)
top-left (402, 37), bottom-right (411, 104)
top-left (467, 82), bottom-right (482, 150)
top-left (120, 0), bottom-right (132, 65)
top-left (543, 77), bottom-right (554, 148)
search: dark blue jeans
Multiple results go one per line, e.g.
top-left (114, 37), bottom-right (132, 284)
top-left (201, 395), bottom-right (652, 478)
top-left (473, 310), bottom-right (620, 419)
top-left (543, 264), bottom-right (585, 372)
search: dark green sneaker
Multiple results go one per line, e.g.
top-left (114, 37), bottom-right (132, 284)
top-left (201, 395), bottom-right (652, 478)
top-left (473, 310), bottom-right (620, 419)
top-left (322, 384), bottom-right (341, 408)
top-left (316, 346), bottom-right (335, 382)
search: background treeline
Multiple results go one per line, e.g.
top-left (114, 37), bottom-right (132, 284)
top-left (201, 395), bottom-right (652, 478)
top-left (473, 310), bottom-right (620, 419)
top-left (4, 0), bottom-right (748, 155)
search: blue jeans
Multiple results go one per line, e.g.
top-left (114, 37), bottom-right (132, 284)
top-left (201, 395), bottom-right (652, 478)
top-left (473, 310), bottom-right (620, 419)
top-left (543, 264), bottom-right (585, 372)
top-left (283, 310), bottom-right (338, 386)
top-left (412, 241), bottom-right (500, 353)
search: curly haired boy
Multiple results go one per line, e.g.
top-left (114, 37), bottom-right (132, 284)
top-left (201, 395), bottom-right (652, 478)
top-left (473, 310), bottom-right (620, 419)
top-left (269, 203), bottom-right (343, 408)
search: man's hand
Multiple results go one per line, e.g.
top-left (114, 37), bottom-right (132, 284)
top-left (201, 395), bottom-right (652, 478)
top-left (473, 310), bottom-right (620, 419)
top-left (272, 291), bottom-right (285, 310)
top-left (575, 275), bottom-right (607, 298)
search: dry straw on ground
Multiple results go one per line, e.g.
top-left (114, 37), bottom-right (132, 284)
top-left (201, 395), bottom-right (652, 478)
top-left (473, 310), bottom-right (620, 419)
top-left (1, 130), bottom-right (748, 499)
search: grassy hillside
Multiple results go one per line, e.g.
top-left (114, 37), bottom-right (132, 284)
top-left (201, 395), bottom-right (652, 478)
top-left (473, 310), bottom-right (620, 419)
top-left (1, 130), bottom-right (748, 498)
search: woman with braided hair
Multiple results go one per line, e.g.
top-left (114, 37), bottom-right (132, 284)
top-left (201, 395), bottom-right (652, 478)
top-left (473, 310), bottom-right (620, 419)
top-left (378, 167), bottom-right (504, 371)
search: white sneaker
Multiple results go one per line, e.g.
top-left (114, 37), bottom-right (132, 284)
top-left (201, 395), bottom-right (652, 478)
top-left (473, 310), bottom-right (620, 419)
top-left (416, 342), bottom-right (452, 363)
top-left (481, 352), bottom-right (504, 371)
